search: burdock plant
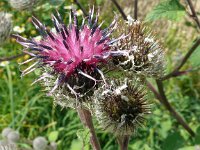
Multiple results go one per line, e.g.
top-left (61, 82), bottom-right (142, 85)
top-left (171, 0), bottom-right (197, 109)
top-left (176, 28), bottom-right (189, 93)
top-left (9, 0), bottom-right (200, 149)
top-left (13, 7), bottom-right (126, 150)
top-left (13, 6), bottom-right (159, 150)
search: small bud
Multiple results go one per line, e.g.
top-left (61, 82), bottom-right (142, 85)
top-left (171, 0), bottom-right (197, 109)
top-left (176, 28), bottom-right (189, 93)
top-left (33, 136), bottom-right (48, 150)
top-left (94, 79), bottom-right (151, 135)
top-left (7, 131), bottom-right (20, 143)
top-left (0, 12), bottom-right (12, 45)
top-left (1, 128), bottom-right (13, 139)
top-left (113, 16), bottom-right (164, 78)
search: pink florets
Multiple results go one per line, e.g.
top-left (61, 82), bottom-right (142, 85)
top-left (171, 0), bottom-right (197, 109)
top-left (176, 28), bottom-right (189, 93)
top-left (40, 24), bottom-right (109, 76)
top-left (13, 9), bottom-right (118, 99)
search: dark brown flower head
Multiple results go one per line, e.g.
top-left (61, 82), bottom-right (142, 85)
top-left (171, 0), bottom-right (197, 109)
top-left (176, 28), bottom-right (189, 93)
top-left (94, 79), bottom-right (150, 135)
top-left (112, 16), bottom-right (164, 78)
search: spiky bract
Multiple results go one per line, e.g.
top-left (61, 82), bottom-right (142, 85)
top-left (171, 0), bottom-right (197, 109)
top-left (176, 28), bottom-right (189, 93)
top-left (0, 12), bottom-right (12, 45)
top-left (94, 79), bottom-right (150, 135)
top-left (9, 0), bottom-right (39, 10)
top-left (113, 16), bottom-right (164, 78)
top-left (14, 9), bottom-right (118, 107)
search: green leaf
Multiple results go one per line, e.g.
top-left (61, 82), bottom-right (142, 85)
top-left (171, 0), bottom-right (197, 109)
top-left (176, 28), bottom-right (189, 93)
top-left (144, 144), bottom-right (152, 150)
top-left (159, 119), bottom-right (172, 138)
top-left (96, 0), bottom-right (103, 5)
top-left (76, 128), bottom-right (90, 150)
top-left (178, 146), bottom-right (195, 150)
top-left (162, 132), bottom-right (185, 150)
top-left (48, 131), bottom-right (59, 142)
top-left (70, 140), bottom-right (82, 150)
top-left (195, 126), bottom-right (200, 144)
top-left (145, 0), bottom-right (186, 22)
top-left (189, 45), bottom-right (200, 67)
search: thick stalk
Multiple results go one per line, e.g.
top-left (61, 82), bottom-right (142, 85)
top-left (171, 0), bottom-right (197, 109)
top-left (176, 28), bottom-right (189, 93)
top-left (74, 0), bottom-right (88, 16)
top-left (134, 0), bottom-right (138, 20)
top-left (161, 38), bottom-right (200, 80)
top-left (77, 107), bottom-right (101, 150)
top-left (146, 80), bottom-right (195, 136)
top-left (111, 0), bottom-right (128, 20)
top-left (117, 135), bottom-right (130, 150)
top-left (186, 0), bottom-right (200, 29)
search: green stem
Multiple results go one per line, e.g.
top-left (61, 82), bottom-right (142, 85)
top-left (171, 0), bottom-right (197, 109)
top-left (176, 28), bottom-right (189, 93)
top-left (6, 64), bottom-right (14, 126)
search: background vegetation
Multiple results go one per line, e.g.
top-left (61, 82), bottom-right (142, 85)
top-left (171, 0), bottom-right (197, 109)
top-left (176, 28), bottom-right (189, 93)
top-left (0, 0), bottom-right (200, 149)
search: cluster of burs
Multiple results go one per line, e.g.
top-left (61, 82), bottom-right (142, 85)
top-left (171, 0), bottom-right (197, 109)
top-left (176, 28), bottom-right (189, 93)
top-left (14, 5), bottom-right (165, 138)
top-left (0, 0), bottom-right (165, 144)
top-left (0, 127), bottom-right (57, 150)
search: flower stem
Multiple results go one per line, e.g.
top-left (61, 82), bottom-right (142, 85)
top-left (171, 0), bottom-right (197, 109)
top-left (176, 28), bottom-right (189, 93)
top-left (186, 0), bottom-right (200, 29)
top-left (117, 135), bottom-right (130, 150)
top-left (134, 0), bottom-right (138, 20)
top-left (74, 0), bottom-right (88, 17)
top-left (161, 38), bottom-right (200, 80)
top-left (0, 53), bottom-right (25, 62)
top-left (77, 107), bottom-right (101, 150)
top-left (146, 80), bottom-right (195, 136)
top-left (111, 0), bottom-right (128, 20)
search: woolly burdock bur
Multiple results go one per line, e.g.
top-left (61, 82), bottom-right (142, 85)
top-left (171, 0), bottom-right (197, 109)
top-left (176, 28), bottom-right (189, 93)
top-left (94, 79), bottom-right (150, 135)
top-left (7, 131), bottom-right (20, 143)
top-left (14, 8), bottom-right (120, 107)
top-left (113, 16), bottom-right (164, 78)
top-left (33, 136), bottom-right (48, 150)
top-left (1, 127), bottom-right (14, 139)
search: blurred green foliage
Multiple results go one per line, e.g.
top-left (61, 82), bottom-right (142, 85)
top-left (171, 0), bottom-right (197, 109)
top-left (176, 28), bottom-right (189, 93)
top-left (145, 0), bottom-right (186, 22)
top-left (0, 0), bottom-right (200, 149)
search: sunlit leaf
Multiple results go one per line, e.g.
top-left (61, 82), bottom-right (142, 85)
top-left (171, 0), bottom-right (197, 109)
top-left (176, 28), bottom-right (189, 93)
top-left (189, 45), bottom-right (200, 67)
top-left (145, 0), bottom-right (186, 22)
top-left (48, 131), bottom-right (59, 142)
top-left (70, 140), bottom-right (82, 150)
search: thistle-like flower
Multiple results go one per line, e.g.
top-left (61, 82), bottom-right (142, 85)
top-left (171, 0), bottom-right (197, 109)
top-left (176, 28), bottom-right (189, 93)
top-left (14, 9), bottom-right (119, 107)
top-left (113, 16), bottom-right (164, 78)
top-left (9, 0), bottom-right (39, 10)
top-left (94, 79), bottom-right (150, 135)
top-left (0, 12), bottom-right (12, 45)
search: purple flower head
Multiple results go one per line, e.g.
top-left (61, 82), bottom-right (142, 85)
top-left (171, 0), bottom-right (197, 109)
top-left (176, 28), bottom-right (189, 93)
top-left (13, 8), bottom-right (119, 106)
